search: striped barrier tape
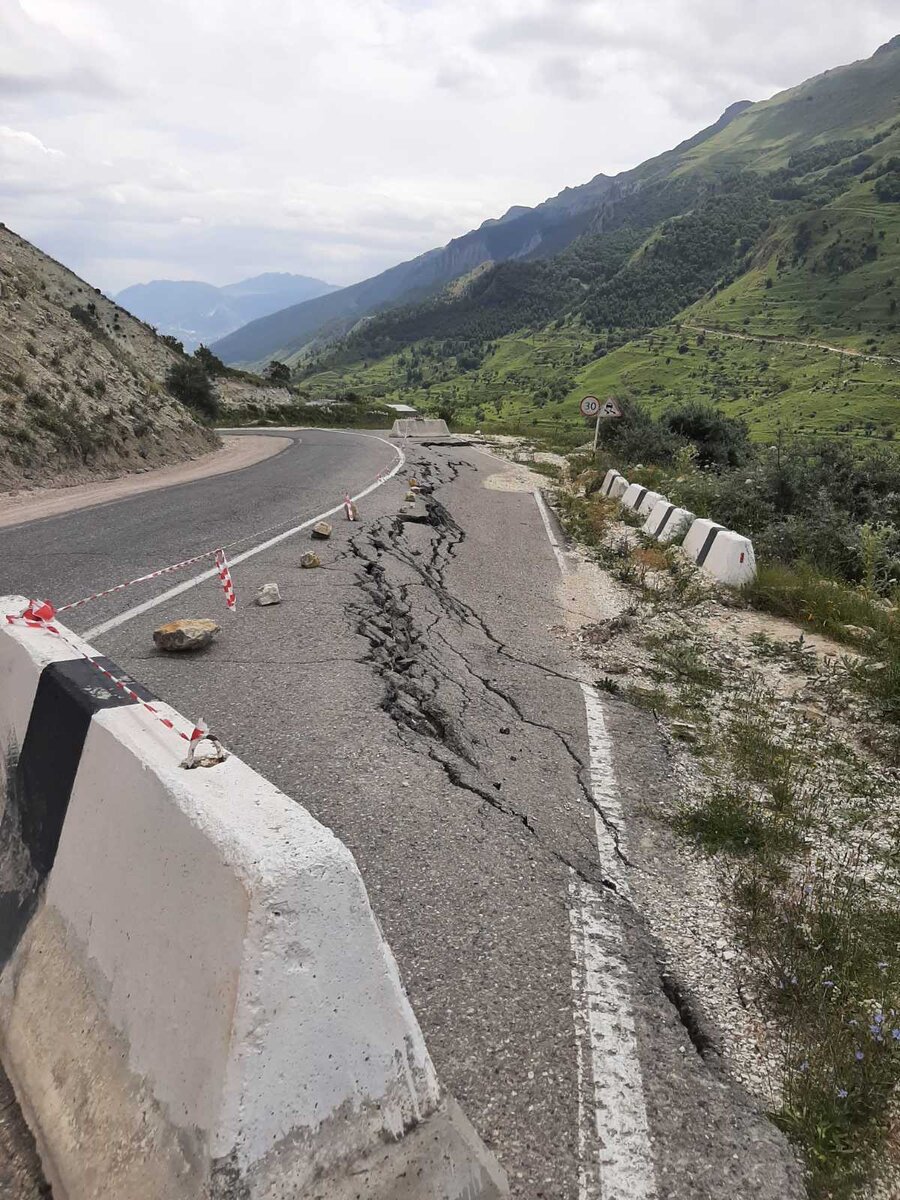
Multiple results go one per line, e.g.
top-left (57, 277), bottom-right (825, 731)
top-left (57, 546), bottom-right (236, 616)
top-left (5, 608), bottom-right (211, 757)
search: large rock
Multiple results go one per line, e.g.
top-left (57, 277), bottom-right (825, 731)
top-left (152, 618), bottom-right (220, 652)
top-left (311, 521), bottom-right (332, 540)
top-left (255, 582), bottom-right (281, 606)
top-left (300, 552), bottom-right (321, 569)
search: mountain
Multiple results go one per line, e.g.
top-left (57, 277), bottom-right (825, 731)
top-left (0, 226), bottom-right (290, 490)
top-left (116, 272), bottom-right (338, 352)
top-left (210, 103), bottom-right (758, 368)
top-left (290, 35), bottom-right (900, 443)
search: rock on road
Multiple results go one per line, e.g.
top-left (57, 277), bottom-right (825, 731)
top-left (0, 428), bottom-right (805, 1199)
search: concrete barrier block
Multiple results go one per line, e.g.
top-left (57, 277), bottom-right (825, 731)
top-left (682, 517), bottom-right (726, 564)
top-left (600, 469), bottom-right (621, 495)
top-left (620, 483), bottom-right (645, 510)
top-left (636, 489), bottom-right (666, 518)
top-left (643, 501), bottom-right (695, 545)
top-left (607, 476), bottom-right (628, 500)
top-left (0, 598), bottom-right (506, 1200)
top-left (390, 418), bottom-right (451, 438)
top-left (701, 530), bottom-right (757, 586)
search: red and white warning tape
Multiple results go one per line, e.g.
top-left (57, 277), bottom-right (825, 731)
top-left (57, 546), bottom-right (235, 615)
top-left (6, 605), bottom-right (209, 753)
top-left (215, 549), bottom-right (236, 611)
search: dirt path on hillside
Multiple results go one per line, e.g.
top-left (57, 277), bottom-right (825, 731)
top-left (0, 434), bottom-right (292, 529)
top-left (685, 323), bottom-right (900, 365)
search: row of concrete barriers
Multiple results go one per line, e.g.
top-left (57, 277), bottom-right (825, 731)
top-left (0, 597), bottom-right (507, 1199)
top-left (599, 470), bottom-right (756, 587)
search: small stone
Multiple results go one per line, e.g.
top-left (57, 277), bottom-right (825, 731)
top-left (311, 521), bottom-right (332, 539)
top-left (603, 658), bottom-right (629, 675)
top-left (671, 721), bottom-right (698, 742)
top-left (153, 618), bottom-right (220, 652)
top-left (301, 552), bottom-right (321, 569)
top-left (255, 582), bottom-right (281, 606)
top-left (723, 950), bottom-right (737, 962)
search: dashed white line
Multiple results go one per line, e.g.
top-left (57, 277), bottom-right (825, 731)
top-left (531, 484), bottom-right (657, 1199)
top-left (83, 432), bottom-right (405, 640)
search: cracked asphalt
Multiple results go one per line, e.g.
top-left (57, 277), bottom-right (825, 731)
top-left (0, 429), bottom-right (805, 1198)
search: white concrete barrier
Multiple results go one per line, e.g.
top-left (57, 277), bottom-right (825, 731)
top-left (607, 476), bottom-right (629, 500)
top-left (390, 418), bottom-right (451, 438)
top-left (600, 469), bottom-right (622, 496)
top-left (702, 530), bottom-right (757, 586)
top-left (620, 483), bottom-right (661, 513)
top-left (636, 489), bottom-right (666, 518)
top-left (0, 598), bottom-right (506, 1200)
top-left (682, 517), bottom-right (726, 564)
top-left (643, 501), bottom-right (695, 545)
top-left (620, 483), bottom-right (643, 510)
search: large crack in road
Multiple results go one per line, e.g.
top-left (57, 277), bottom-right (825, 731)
top-left (346, 460), bottom-right (620, 891)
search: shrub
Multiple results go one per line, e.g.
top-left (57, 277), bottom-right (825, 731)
top-left (663, 402), bottom-right (751, 469)
top-left (166, 360), bottom-right (219, 419)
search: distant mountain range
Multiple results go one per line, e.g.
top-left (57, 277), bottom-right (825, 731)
top-left (115, 272), bottom-right (338, 351)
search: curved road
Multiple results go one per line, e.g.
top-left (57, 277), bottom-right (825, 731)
top-left (0, 428), bottom-right (400, 631)
top-left (0, 429), bottom-right (804, 1200)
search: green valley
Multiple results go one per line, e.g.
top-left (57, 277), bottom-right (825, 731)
top-left (282, 36), bottom-right (900, 445)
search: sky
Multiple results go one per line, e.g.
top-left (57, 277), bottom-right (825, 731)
top-left (1, 1), bottom-right (898, 295)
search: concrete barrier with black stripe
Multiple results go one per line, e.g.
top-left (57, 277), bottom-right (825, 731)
top-left (0, 596), bottom-right (507, 1200)
top-left (682, 521), bottom-right (756, 586)
top-left (620, 483), bottom-right (666, 517)
top-left (642, 501), bottom-right (695, 545)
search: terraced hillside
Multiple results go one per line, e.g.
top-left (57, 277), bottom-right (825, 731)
top-left (287, 35), bottom-right (900, 442)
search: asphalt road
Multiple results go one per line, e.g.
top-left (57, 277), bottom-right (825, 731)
top-left (0, 429), bottom-right (806, 1199)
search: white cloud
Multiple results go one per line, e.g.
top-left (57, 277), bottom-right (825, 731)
top-left (0, 0), bottom-right (897, 292)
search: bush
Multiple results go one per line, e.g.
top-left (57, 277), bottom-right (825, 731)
top-left (166, 360), bottom-right (219, 419)
top-left (663, 402), bottom-right (750, 469)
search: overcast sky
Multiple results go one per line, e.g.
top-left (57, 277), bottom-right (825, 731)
top-left (2, 1), bottom-right (897, 294)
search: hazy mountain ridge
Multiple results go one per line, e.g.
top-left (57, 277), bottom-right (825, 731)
top-left (117, 272), bottom-right (338, 352)
top-left (210, 97), bottom-right (753, 368)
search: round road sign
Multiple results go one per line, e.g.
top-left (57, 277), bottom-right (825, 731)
top-left (580, 395), bottom-right (601, 418)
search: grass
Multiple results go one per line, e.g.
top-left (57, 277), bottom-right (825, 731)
top-left (744, 563), bottom-right (900, 720)
top-left (676, 786), bottom-right (803, 856)
top-left (666, 662), bottom-right (900, 1197)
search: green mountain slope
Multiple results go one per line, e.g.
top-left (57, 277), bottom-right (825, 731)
top-left (294, 36), bottom-right (900, 442)
top-left (211, 98), bottom-right (759, 367)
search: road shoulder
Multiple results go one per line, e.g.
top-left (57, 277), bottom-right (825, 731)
top-left (0, 434), bottom-right (292, 530)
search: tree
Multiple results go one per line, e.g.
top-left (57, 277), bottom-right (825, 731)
top-left (166, 360), bottom-right (219, 419)
top-left (194, 344), bottom-right (226, 375)
top-left (264, 360), bottom-right (291, 386)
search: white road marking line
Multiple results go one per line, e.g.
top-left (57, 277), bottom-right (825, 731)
top-left (571, 880), bottom-right (658, 1200)
top-left (533, 489), bottom-right (569, 574)
top-left (580, 683), bottom-right (630, 898)
top-left (576, 684), bottom-right (658, 1200)
top-left (83, 433), bottom-right (405, 640)
top-left (531, 480), bottom-right (657, 1197)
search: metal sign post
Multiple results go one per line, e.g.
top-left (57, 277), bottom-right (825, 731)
top-left (580, 395), bottom-right (621, 451)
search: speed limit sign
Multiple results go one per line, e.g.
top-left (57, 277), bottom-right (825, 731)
top-left (580, 395), bottom-right (601, 418)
